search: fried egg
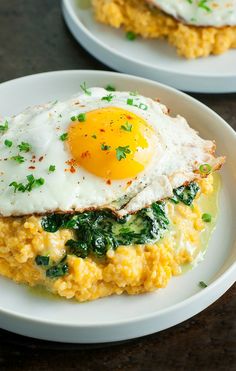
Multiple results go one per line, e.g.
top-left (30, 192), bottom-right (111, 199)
top-left (147, 0), bottom-right (236, 27)
top-left (0, 87), bottom-right (224, 217)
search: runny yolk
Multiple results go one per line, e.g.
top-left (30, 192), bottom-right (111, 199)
top-left (68, 107), bottom-right (156, 180)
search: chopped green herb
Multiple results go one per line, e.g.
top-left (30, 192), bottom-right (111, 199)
top-left (26, 174), bottom-right (45, 191)
top-left (126, 98), bottom-right (148, 111)
top-left (106, 85), bottom-right (116, 92)
top-left (127, 98), bottom-right (134, 106)
top-left (198, 0), bottom-right (211, 12)
top-left (9, 174), bottom-right (45, 193)
top-left (11, 155), bottom-right (25, 164)
top-left (80, 81), bottom-right (91, 96)
top-left (78, 113), bottom-right (86, 122)
top-left (35, 255), bottom-right (49, 266)
top-left (4, 139), bottom-right (12, 148)
top-left (18, 141), bottom-right (31, 152)
top-left (116, 145), bottom-right (131, 161)
top-left (101, 93), bottom-right (114, 102)
top-left (0, 120), bottom-right (8, 132)
top-left (121, 122), bottom-right (132, 132)
top-left (49, 165), bottom-right (56, 172)
top-left (71, 113), bottom-right (86, 122)
top-left (91, 134), bottom-right (97, 139)
top-left (202, 213), bottom-right (212, 223)
top-left (139, 103), bottom-right (148, 110)
top-left (126, 31), bottom-right (136, 41)
top-left (60, 133), bottom-right (68, 141)
top-left (9, 181), bottom-right (26, 193)
top-left (101, 143), bottom-right (111, 151)
top-left (199, 281), bottom-right (208, 288)
top-left (199, 163), bottom-right (212, 175)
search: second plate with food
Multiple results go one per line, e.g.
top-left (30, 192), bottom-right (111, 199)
top-left (0, 70), bottom-right (235, 343)
top-left (62, 0), bottom-right (236, 93)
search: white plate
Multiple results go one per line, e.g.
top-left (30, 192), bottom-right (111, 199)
top-left (62, 0), bottom-right (236, 93)
top-left (0, 70), bottom-right (235, 343)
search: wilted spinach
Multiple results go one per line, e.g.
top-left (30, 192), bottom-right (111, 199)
top-left (40, 182), bottom-right (199, 263)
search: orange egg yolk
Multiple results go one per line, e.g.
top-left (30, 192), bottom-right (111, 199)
top-left (68, 107), bottom-right (155, 180)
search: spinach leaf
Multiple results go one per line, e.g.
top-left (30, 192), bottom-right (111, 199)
top-left (41, 214), bottom-right (64, 233)
top-left (46, 256), bottom-right (68, 278)
top-left (65, 240), bottom-right (89, 259)
top-left (171, 182), bottom-right (200, 206)
top-left (35, 255), bottom-right (49, 266)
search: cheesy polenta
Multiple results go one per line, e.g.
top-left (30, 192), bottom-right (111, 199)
top-left (0, 175), bottom-right (218, 302)
top-left (92, 0), bottom-right (236, 59)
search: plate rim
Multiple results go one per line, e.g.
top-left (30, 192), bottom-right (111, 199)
top-left (62, 0), bottom-right (236, 79)
top-left (0, 70), bottom-right (235, 341)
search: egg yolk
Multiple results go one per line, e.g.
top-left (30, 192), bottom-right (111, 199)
top-left (68, 107), bottom-right (156, 180)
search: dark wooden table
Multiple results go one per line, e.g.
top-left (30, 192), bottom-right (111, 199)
top-left (0, 1), bottom-right (235, 370)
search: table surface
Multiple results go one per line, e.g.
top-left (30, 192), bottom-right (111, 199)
top-left (0, 0), bottom-right (235, 370)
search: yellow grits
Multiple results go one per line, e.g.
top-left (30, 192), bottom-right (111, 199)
top-left (92, 0), bottom-right (236, 59)
top-left (0, 174), bottom-right (218, 302)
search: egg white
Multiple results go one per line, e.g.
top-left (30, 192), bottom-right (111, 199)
top-left (147, 0), bottom-right (236, 27)
top-left (0, 87), bottom-right (224, 217)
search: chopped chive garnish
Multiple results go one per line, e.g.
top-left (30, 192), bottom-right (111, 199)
top-left (49, 165), bottom-right (56, 172)
top-left (18, 142), bottom-right (31, 152)
top-left (4, 139), bottom-right (12, 148)
top-left (91, 134), bottom-right (97, 139)
top-left (0, 120), bottom-right (8, 132)
top-left (139, 103), bottom-right (148, 111)
top-left (9, 174), bottom-right (45, 193)
top-left (11, 155), bottom-right (25, 164)
top-left (126, 98), bottom-right (148, 111)
top-left (121, 122), bottom-right (132, 132)
top-left (198, 0), bottom-right (211, 12)
top-left (60, 133), bottom-right (68, 141)
top-left (199, 163), bottom-right (212, 175)
top-left (116, 145), bottom-right (131, 161)
top-left (202, 213), bottom-right (212, 223)
top-left (71, 113), bottom-right (86, 122)
top-left (126, 31), bottom-right (136, 41)
top-left (77, 113), bottom-right (86, 122)
top-left (80, 82), bottom-right (91, 96)
top-left (101, 94), bottom-right (114, 102)
top-left (199, 281), bottom-right (208, 288)
top-left (127, 98), bottom-right (134, 106)
top-left (9, 181), bottom-right (25, 193)
top-left (101, 143), bottom-right (111, 151)
top-left (106, 85), bottom-right (116, 92)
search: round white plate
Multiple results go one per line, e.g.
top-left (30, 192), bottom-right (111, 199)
top-left (0, 70), bottom-right (235, 343)
top-left (61, 0), bottom-right (236, 93)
